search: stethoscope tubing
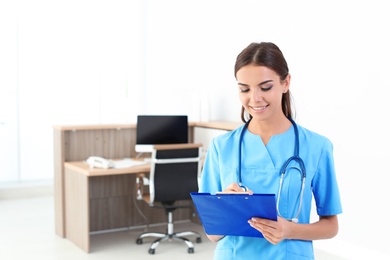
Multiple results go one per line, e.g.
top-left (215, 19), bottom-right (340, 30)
top-left (238, 117), bottom-right (306, 222)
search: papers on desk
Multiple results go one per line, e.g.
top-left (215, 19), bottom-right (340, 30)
top-left (112, 158), bottom-right (148, 168)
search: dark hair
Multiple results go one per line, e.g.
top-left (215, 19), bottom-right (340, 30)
top-left (234, 42), bottom-right (293, 123)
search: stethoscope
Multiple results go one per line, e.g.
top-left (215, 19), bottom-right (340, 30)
top-left (238, 117), bottom-right (306, 223)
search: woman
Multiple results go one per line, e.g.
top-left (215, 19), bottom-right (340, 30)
top-left (199, 42), bottom-right (342, 259)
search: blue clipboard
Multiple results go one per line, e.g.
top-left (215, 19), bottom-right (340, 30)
top-left (190, 192), bottom-right (277, 238)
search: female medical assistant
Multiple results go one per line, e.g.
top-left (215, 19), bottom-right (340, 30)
top-left (199, 121), bottom-right (343, 260)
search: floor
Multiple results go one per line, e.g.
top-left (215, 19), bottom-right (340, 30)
top-left (0, 194), bottom-right (348, 260)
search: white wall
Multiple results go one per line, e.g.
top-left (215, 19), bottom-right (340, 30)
top-left (1, 0), bottom-right (389, 257)
top-left (0, 2), bottom-right (19, 182)
top-left (0, 0), bottom-right (143, 182)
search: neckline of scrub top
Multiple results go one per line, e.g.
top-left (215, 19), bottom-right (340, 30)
top-left (243, 125), bottom-right (295, 169)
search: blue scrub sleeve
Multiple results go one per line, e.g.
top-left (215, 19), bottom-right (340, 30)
top-left (312, 138), bottom-right (343, 216)
top-left (199, 138), bottom-right (222, 194)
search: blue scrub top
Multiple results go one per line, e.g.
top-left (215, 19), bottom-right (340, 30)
top-left (199, 123), bottom-right (343, 260)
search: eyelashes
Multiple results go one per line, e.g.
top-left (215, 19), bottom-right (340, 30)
top-left (261, 86), bottom-right (273, 91)
top-left (239, 85), bottom-right (273, 93)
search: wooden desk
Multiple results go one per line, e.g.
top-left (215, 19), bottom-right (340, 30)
top-left (65, 161), bottom-right (150, 177)
top-left (64, 161), bottom-right (151, 252)
top-left (54, 121), bottom-right (241, 252)
top-left (53, 123), bottom-right (191, 239)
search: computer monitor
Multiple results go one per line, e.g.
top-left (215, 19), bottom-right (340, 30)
top-left (135, 115), bottom-right (188, 153)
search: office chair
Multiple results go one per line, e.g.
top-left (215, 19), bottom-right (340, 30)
top-left (135, 143), bottom-right (203, 254)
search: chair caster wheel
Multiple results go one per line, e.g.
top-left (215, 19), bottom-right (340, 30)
top-left (196, 237), bottom-right (202, 243)
top-left (136, 238), bottom-right (143, 245)
top-left (188, 248), bottom-right (194, 254)
top-left (149, 248), bottom-right (155, 254)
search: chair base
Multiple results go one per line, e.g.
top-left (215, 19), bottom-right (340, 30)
top-left (136, 230), bottom-right (202, 254)
top-left (135, 210), bottom-right (202, 254)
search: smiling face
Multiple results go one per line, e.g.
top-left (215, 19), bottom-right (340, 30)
top-left (236, 64), bottom-right (290, 123)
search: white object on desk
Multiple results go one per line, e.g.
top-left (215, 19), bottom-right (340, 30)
top-left (113, 158), bottom-right (148, 168)
top-left (86, 156), bottom-right (114, 169)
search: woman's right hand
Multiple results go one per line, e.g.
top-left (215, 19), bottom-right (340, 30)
top-left (206, 183), bottom-right (253, 242)
top-left (219, 182), bottom-right (253, 194)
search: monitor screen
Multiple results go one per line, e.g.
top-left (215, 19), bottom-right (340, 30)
top-left (135, 115), bottom-right (188, 153)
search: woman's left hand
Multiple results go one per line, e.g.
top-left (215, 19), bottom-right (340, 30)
top-left (248, 216), bottom-right (293, 244)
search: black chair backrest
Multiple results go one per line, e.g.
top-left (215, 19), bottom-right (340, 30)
top-left (150, 144), bottom-right (202, 204)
